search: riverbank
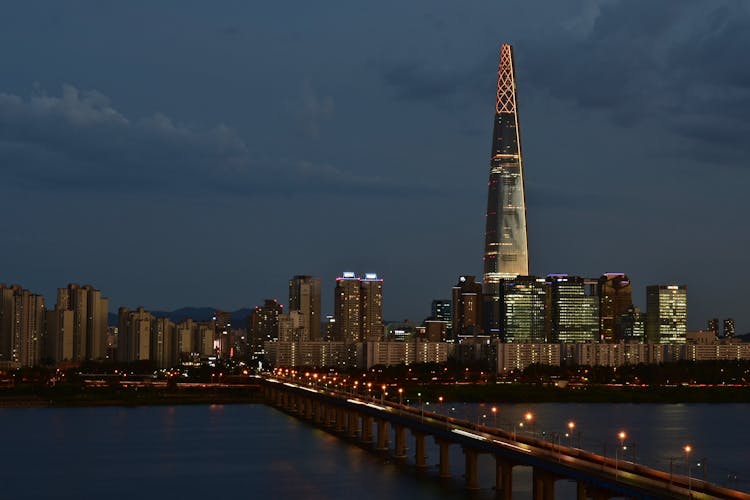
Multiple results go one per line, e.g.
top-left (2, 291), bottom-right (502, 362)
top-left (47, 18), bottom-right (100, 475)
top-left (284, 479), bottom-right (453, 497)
top-left (0, 385), bottom-right (264, 408)
top-left (407, 383), bottom-right (750, 404)
top-left (3, 382), bottom-right (750, 408)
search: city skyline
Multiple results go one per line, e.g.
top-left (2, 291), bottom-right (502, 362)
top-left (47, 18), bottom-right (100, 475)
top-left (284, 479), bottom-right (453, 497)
top-left (1, 2), bottom-right (748, 329)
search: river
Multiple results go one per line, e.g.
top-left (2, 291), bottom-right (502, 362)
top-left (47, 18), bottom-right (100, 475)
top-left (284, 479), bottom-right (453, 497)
top-left (0, 403), bottom-right (746, 499)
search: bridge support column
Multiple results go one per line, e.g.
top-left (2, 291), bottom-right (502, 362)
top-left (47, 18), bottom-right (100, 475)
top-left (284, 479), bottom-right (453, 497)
top-left (305, 399), bottom-right (313, 420)
top-left (336, 408), bottom-right (346, 432)
top-left (347, 411), bottom-right (359, 438)
top-left (362, 416), bottom-right (374, 443)
top-left (532, 468), bottom-right (555, 500)
top-left (376, 420), bottom-right (390, 451)
top-left (495, 457), bottom-right (513, 500)
top-left (463, 447), bottom-right (480, 490)
top-left (316, 403), bottom-right (326, 425)
top-left (435, 439), bottom-right (451, 478)
top-left (586, 487), bottom-right (612, 500)
top-left (394, 425), bottom-right (407, 458)
top-left (413, 431), bottom-right (427, 468)
top-left (326, 406), bottom-right (337, 427)
top-left (576, 481), bottom-right (587, 500)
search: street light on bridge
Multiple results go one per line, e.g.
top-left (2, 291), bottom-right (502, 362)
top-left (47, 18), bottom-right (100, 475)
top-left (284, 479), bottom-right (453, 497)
top-left (685, 444), bottom-right (692, 496)
top-left (615, 431), bottom-right (627, 479)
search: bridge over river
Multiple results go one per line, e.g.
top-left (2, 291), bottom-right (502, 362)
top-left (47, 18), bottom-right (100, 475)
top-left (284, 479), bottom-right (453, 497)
top-left (262, 376), bottom-right (750, 500)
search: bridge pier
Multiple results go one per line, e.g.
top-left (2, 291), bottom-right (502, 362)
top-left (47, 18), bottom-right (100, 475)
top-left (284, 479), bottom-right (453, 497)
top-left (495, 457), bottom-right (513, 500)
top-left (394, 425), bottom-right (407, 458)
top-left (304, 399), bottom-right (313, 420)
top-left (463, 447), bottom-right (480, 490)
top-left (347, 411), bottom-right (359, 438)
top-left (362, 415), bottom-right (374, 444)
top-left (413, 431), bottom-right (427, 468)
top-left (376, 419), bottom-right (390, 451)
top-left (583, 485), bottom-right (612, 500)
top-left (435, 438), bottom-right (451, 478)
top-left (532, 468), bottom-right (556, 500)
top-left (336, 408), bottom-right (346, 432)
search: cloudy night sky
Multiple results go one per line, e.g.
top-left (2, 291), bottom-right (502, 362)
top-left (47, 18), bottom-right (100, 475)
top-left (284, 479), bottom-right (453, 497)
top-left (1, 1), bottom-right (748, 330)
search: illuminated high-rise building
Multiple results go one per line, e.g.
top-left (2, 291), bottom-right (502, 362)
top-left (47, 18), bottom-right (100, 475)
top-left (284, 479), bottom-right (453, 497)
top-left (483, 44), bottom-right (530, 334)
top-left (431, 300), bottom-right (452, 322)
top-left (289, 275), bottom-right (322, 341)
top-left (598, 273), bottom-right (633, 342)
top-left (0, 284), bottom-right (45, 367)
top-left (451, 276), bottom-right (483, 337)
top-left (708, 318), bottom-right (720, 337)
top-left (500, 276), bottom-right (549, 343)
top-left (360, 273), bottom-right (384, 341)
top-left (248, 299), bottom-right (283, 358)
top-left (723, 318), bottom-right (735, 339)
top-left (333, 272), bottom-right (383, 343)
top-left (547, 275), bottom-right (599, 343)
top-left (645, 285), bottom-right (687, 344)
top-left (334, 272), bottom-right (361, 342)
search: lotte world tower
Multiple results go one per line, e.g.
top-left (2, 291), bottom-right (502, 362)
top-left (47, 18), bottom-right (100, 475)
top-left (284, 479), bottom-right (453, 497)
top-left (483, 44), bottom-right (529, 334)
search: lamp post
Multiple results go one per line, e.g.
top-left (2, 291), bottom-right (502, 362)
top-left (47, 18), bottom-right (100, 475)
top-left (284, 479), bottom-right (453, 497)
top-left (418, 392), bottom-right (423, 420)
top-left (616, 431), bottom-right (626, 479)
top-left (491, 406), bottom-right (498, 428)
top-left (685, 445), bottom-right (692, 497)
top-left (567, 421), bottom-right (578, 447)
top-left (398, 387), bottom-right (403, 405)
top-left (381, 384), bottom-right (386, 403)
top-left (438, 395), bottom-right (444, 414)
top-left (525, 412), bottom-right (534, 438)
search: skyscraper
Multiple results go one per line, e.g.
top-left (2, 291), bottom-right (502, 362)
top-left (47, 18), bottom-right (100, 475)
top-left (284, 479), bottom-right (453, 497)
top-left (548, 275), bottom-right (599, 343)
top-left (483, 43), bottom-right (530, 334)
top-left (500, 276), bottom-right (549, 343)
top-left (723, 318), bottom-right (735, 339)
top-left (360, 273), bottom-right (384, 341)
top-left (334, 272), bottom-right (361, 342)
top-left (53, 284), bottom-right (109, 361)
top-left (645, 285), bottom-right (687, 344)
top-left (0, 284), bottom-right (45, 367)
top-left (333, 272), bottom-right (383, 343)
top-left (288, 275), bottom-right (322, 341)
top-left (598, 273), bottom-right (633, 342)
top-left (451, 276), bottom-right (483, 337)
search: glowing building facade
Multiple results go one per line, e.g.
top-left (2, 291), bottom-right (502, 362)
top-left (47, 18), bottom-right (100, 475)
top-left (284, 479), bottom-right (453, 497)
top-left (646, 285), bottom-right (687, 344)
top-left (483, 44), bottom-right (529, 334)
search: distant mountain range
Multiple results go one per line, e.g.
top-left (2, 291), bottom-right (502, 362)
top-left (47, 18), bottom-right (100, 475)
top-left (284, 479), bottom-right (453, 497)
top-left (108, 307), bottom-right (254, 327)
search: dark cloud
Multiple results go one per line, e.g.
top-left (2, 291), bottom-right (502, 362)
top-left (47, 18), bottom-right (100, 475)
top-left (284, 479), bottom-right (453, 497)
top-left (522, 0), bottom-right (750, 156)
top-left (0, 85), bottom-right (436, 196)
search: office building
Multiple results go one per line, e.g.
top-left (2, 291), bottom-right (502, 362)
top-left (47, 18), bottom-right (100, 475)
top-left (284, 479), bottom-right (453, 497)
top-left (646, 285), bottom-right (687, 344)
top-left (451, 276), bottom-right (483, 337)
top-left (598, 273), bottom-right (633, 342)
top-left (617, 305), bottom-right (645, 343)
top-left (500, 276), bottom-right (549, 342)
top-left (548, 275), bottom-right (599, 343)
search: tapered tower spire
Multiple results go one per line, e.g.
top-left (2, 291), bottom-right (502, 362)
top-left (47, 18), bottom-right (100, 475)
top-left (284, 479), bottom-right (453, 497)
top-left (483, 44), bottom-right (529, 332)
